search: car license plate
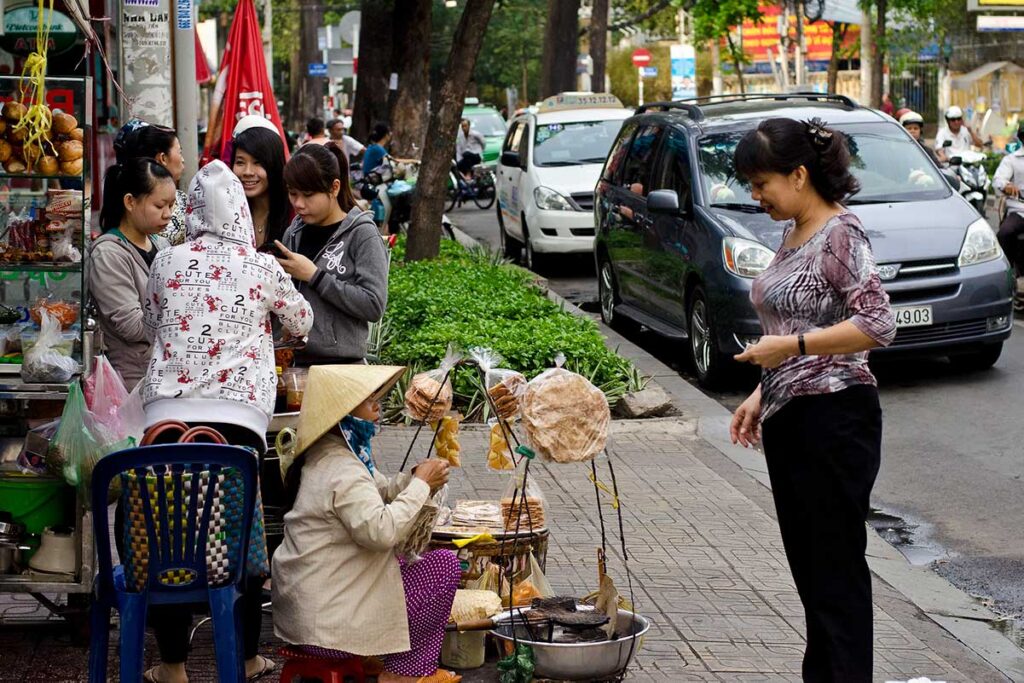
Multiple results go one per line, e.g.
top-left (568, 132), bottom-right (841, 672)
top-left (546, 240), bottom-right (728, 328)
top-left (893, 305), bottom-right (933, 328)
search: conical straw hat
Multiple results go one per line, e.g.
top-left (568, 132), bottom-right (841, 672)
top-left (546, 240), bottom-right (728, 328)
top-left (278, 364), bottom-right (405, 476)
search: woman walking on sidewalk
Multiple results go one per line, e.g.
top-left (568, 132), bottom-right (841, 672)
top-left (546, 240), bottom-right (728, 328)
top-left (729, 117), bottom-right (896, 682)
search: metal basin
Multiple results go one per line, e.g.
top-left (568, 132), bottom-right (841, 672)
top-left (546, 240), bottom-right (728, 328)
top-left (490, 607), bottom-right (649, 681)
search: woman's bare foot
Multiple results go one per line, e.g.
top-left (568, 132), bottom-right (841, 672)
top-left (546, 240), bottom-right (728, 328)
top-left (379, 670), bottom-right (462, 683)
top-left (378, 672), bottom-right (418, 683)
top-left (245, 654), bottom-right (276, 680)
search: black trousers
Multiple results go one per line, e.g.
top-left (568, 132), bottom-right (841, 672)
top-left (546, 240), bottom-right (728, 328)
top-left (997, 212), bottom-right (1024, 271)
top-left (115, 422), bottom-right (267, 663)
top-left (761, 385), bottom-right (882, 683)
top-left (457, 151), bottom-right (482, 175)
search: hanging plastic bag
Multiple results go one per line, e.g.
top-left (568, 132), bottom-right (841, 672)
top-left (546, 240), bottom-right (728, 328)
top-left (432, 413), bottom-right (462, 467)
top-left (486, 419), bottom-right (516, 471)
top-left (521, 356), bottom-right (609, 464)
top-left (21, 311), bottom-right (79, 384)
top-left (49, 381), bottom-right (132, 505)
top-left (470, 347), bottom-right (527, 421)
top-left (500, 460), bottom-right (546, 531)
top-left (468, 562), bottom-right (509, 598)
top-left (504, 553), bottom-right (554, 608)
top-left (404, 346), bottom-right (461, 422)
top-left (84, 356), bottom-right (145, 444)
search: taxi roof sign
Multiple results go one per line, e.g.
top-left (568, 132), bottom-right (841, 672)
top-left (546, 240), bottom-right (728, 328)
top-left (538, 92), bottom-right (624, 112)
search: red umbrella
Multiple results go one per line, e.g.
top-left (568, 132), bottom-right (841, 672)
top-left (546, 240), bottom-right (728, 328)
top-left (195, 32), bottom-right (212, 84)
top-left (201, 0), bottom-right (287, 164)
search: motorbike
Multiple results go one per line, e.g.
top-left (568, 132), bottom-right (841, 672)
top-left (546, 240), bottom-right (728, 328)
top-left (352, 159), bottom-right (417, 235)
top-left (944, 145), bottom-right (990, 217)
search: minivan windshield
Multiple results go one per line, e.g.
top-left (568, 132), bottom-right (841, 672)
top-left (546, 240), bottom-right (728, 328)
top-left (697, 122), bottom-right (950, 209)
top-left (465, 111), bottom-right (507, 137)
top-left (533, 119), bottom-right (626, 167)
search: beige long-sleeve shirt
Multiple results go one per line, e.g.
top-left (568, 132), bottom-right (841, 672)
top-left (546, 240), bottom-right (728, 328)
top-left (271, 434), bottom-right (430, 654)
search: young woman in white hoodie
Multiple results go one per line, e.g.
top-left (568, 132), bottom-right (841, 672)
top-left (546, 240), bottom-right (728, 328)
top-left (139, 160), bottom-right (313, 683)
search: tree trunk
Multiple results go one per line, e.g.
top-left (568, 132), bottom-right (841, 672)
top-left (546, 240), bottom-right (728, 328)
top-left (827, 22), bottom-right (847, 94)
top-left (540, 0), bottom-right (580, 98)
top-left (388, 0), bottom-right (432, 158)
top-left (406, 0), bottom-right (496, 261)
top-left (589, 0), bottom-right (609, 93)
top-left (299, 1), bottom-right (325, 124)
top-left (351, 0), bottom-right (394, 142)
top-left (871, 0), bottom-right (886, 108)
top-left (727, 34), bottom-right (745, 94)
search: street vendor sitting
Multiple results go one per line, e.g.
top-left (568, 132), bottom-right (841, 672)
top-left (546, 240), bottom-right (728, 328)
top-left (273, 365), bottom-right (463, 683)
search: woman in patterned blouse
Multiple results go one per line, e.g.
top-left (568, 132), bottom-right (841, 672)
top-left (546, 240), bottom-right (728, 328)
top-left (729, 117), bottom-right (896, 682)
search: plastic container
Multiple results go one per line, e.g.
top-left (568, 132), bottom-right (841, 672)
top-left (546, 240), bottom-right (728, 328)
top-left (441, 630), bottom-right (486, 669)
top-left (283, 368), bottom-right (308, 412)
top-left (0, 472), bottom-right (72, 535)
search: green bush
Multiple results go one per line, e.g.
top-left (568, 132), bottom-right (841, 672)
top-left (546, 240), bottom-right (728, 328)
top-left (381, 239), bottom-right (643, 418)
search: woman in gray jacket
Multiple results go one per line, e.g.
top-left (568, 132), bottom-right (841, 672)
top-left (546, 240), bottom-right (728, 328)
top-left (272, 142), bottom-right (388, 365)
top-left (88, 157), bottom-right (175, 388)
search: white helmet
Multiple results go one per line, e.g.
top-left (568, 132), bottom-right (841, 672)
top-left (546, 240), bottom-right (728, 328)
top-left (899, 111), bottom-right (924, 127)
top-left (945, 105), bottom-right (964, 120)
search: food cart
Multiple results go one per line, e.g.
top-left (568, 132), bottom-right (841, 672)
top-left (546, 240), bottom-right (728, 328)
top-left (0, 74), bottom-right (95, 627)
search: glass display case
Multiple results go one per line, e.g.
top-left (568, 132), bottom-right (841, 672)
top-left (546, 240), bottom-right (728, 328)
top-left (0, 75), bottom-right (93, 399)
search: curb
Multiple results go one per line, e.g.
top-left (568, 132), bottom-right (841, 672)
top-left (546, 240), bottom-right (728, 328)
top-left (449, 223), bottom-right (1024, 681)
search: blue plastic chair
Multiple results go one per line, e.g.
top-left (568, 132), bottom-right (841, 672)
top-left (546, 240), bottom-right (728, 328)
top-left (88, 444), bottom-right (258, 683)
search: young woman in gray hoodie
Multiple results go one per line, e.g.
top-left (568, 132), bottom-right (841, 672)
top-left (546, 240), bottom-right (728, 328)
top-left (88, 157), bottom-right (175, 388)
top-left (271, 142), bottom-right (389, 365)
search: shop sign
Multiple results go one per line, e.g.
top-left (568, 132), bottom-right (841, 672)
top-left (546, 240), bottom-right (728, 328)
top-left (0, 6), bottom-right (79, 56)
top-left (739, 4), bottom-right (860, 64)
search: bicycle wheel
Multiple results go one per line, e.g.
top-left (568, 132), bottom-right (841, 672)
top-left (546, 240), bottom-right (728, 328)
top-left (473, 172), bottom-right (496, 209)
top-left (446, 172), bottom-right (459, 212)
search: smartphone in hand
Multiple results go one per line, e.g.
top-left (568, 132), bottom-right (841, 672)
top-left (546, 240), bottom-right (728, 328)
top-left (257, 241), bottom-right (283, 257)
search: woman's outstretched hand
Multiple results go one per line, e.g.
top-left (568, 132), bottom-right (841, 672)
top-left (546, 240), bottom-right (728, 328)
top-left (274, 241), bottom-right (318, 282)
top-left (730, 386), bottom-right (762, 448)
top-left (413, 459), bottom-right (450, 490)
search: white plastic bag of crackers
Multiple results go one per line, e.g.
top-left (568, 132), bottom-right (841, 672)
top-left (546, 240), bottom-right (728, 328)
top-left (500, 459), bottom-right (547, 532)
top-left (521, 353), bottom-right (610, 464)
top-left (403, 346), bottom-right (461, 423)
top-left (470, 347), bottom-right (527, 422)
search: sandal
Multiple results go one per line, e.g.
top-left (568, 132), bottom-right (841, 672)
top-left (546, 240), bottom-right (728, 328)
top-left (143, 667), bottom-right (182, 683)
top-left (246, 655), bottom-right (276, 681)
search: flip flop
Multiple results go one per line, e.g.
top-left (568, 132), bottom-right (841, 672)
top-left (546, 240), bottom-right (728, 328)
top-left (142, 668), bottom-right (176, 683)
top-left (246, 655), bottom-right (277, 681)
top-left (414, 670), bottom-right (462, 683)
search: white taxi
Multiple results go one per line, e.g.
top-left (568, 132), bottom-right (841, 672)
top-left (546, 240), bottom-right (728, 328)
top-left (496, 92), bottom-right (631, 270)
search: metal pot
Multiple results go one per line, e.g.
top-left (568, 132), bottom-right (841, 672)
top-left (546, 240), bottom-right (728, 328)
top-left (490, 607), bottom-right (650, 681)
top-left (0, 543), bottom-right (24, 573)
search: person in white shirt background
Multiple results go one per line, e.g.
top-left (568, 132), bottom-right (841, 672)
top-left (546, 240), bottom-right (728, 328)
top-left (454, 118), bottom-right (486, 180)
top-left (328, 118), bottom-right (366, 165)
top-left (934, 105), bottom-right (985, 162)
top-left (993, 121), bottom-right (1024, 309)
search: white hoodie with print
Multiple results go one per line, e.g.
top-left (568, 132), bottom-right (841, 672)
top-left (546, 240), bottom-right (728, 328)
top-left (141, 160), bottom-right (313, 443)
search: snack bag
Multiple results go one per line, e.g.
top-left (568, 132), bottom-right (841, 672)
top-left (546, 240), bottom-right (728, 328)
top-left (432, 413), bottom-right (462, 467)
top-left (393, 471), bottom-right (449, 562)
top-left (500, 461), bottom-right (546, 531)
top-left (404, 346), bottom-right (461, 422)
top-left (469, 562), bottom-right (509, 598)
top-left (470, 347), bottom-right (526, 421)
top-left (504, 553), bottom-right (553, 608)
top-left (21, 310), bottom-right (79, 383)
top-left (521, 361), bottom-right (610, 464)
top-left (487, 419), bottom-right (516, 471)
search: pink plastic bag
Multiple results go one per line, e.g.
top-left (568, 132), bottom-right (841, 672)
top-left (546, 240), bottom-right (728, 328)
top-left (84, 356), bottom-right (145, 444)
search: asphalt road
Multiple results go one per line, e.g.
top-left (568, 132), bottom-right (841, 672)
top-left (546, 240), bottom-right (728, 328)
top-left (449, 204), bottom-right (1024, 630)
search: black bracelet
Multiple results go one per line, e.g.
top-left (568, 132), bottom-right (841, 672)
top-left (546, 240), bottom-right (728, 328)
top-left (798, 334), bottom-right (806, 356)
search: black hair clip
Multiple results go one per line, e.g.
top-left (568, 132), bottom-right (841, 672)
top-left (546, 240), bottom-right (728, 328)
top-left (804, 117), bottom-right (833, 150)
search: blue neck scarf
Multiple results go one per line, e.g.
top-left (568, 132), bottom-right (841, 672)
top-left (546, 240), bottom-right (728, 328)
top-left (339, 415), bottom-right (378, 474)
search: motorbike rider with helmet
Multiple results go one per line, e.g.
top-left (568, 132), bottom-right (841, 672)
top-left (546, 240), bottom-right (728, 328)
top-left (899, 111), bottom-right (942, 166)
top-left (935, 106), bottom-right (984, 162)
top-left (992, 121), bottom-right (1024, 308)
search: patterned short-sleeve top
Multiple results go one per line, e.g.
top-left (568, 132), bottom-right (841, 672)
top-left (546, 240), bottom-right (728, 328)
top-left (751, 211), bottom-right (896, 422)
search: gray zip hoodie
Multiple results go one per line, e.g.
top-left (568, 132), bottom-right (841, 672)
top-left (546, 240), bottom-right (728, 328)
top-left (281, 209), bottom-right (388, 363)
top-left (87, 231), bottom-right (170, 388)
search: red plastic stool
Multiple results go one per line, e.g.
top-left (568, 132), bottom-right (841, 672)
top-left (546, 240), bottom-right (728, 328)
top-left (278, 646), bottom-right (366, 683)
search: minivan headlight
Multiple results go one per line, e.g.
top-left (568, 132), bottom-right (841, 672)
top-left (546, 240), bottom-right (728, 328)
top-left (534, 186), bottom-right (574, 211)
top-left (723, 237), bottom-right (775, 278)
top-left (958, 218), bottom-right (1002, 267)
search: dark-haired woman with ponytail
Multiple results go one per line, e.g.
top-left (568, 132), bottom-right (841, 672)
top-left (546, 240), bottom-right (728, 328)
top-left (728, 117), bottom-right (896, 681)
top-left (271, 141), bottom-right (388, 365)
top-left (88, 157), bottom-right (175, 387)
top-left (113, 119), bottom-right (188, 245)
